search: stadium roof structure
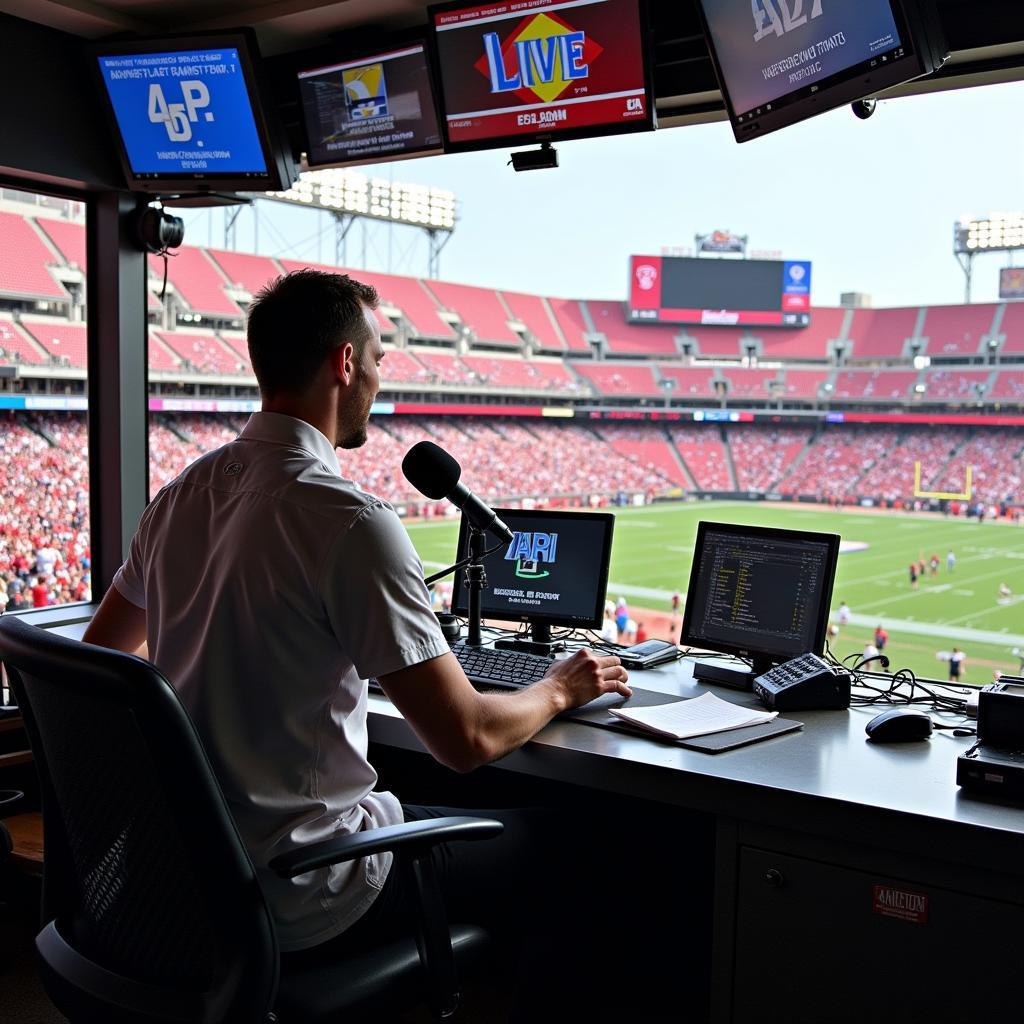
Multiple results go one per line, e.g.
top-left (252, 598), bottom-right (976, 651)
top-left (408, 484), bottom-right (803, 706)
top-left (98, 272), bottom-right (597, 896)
top-left (7, 1), bottom-right (1024, 130)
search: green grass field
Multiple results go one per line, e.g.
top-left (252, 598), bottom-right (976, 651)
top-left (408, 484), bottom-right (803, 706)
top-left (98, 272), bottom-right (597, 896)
top-left (406, 501), bottom-right (1024, 686)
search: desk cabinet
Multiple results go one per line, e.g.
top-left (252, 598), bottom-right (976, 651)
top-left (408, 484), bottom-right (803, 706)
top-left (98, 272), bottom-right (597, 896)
top-left (730, 841), bottom-right (1022, 1023)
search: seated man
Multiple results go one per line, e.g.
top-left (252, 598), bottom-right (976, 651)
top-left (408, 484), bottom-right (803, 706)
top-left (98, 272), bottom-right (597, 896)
top-left (83, 270), bottom-right (631, 1010)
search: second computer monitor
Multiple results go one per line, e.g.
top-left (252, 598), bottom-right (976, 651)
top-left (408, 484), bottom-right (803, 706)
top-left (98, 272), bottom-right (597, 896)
top-left (681, 521), bottom-right (840, 686)
top-left (452, 508), bottom-right (614, 643)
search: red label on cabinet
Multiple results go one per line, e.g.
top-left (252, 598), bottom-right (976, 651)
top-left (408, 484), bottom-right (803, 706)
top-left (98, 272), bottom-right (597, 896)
top-left (872, 885), bottom-right (929, 924)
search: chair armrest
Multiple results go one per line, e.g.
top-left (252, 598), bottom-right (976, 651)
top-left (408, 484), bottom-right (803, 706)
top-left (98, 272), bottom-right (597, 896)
top-left (269, 815), bottom-right (503, 879)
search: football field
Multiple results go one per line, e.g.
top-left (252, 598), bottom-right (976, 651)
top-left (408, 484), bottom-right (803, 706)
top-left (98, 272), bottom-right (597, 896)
top-left (407, 501), bottom-right (1024, 686)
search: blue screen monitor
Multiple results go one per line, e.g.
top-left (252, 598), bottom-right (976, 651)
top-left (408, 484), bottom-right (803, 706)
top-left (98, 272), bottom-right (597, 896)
top-left (94, 31), bottom-right (296, 193)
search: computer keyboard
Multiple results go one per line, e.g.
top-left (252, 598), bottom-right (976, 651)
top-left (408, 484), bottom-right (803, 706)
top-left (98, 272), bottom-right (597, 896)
top-left (452, 643), bottom-right (556, 690)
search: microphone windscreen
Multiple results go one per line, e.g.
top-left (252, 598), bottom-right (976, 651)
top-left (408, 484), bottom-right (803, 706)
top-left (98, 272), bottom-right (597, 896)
top-left (401, 441), bottom-right (461, 500)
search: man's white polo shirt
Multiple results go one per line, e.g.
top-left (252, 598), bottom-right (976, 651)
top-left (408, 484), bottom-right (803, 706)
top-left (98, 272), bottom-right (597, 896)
top-left (113, 412), bottom-right (449, 951)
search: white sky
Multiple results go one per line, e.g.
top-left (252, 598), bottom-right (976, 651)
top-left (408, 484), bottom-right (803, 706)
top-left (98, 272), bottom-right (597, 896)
top-left (192, 79), bottom-right (1024, 309)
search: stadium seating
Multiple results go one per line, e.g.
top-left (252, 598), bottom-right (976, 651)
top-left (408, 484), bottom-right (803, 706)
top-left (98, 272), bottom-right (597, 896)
top-left (921, 368), bottom-right (992, 401)
top-left (217, 332), bottom-right (255, 375)
top-left (780, 368), bottom-right (832, 399)
top-left (830, 369), bottom-right (918, 401)
top-left (379, 347), bottom-right (431, 385)
top-left (656, 365), bottom-right (717, 398)
top-left (338, 266), bottom-right (453, 339)
top-left (719, 367), bottom-right (780, 400)
top-left (855, 428), bottom-right (962, 501)
top-left (428, 280), bottom-right (521, 345)
top-left (0, 212), bottom-right (67, 300)
top-left (929, 430), bottom-right (1024, 504)
top-left (586, 301), bottom-right (680, 356)
top-left (499, 291), bottom-right (565, 350)
top-left (776, 426), bottom-right (897, 498)
top-left (921, 303), bottom-right (999, 357)
top-left (547, 298), bottom-right (591, 351)
top-left (150, 247), bottom-right (242, 319)
top-left (989, 370), bottom-right (1024, 401)
top-left (592, 423), bottom-right (689, 486)
top-left (0, 314), bottom-right (45, 364)
top-left (407, 348), bottom-right (475, 385)
top-left (571, 363), bottom-right (661, 397)
top-left (757, 307), bottom-right (847, 360)
top-left (998, 302), bottom-right (1024, 354)
top-left (845, 307), bottom-right (920, 360)
top-left (728, 425), bottom-right (811, 491)
top-left (147, 332), bottom-right (181, 373)
top-left (154, 330), bottom-right (248, 374)
top-left (207, 248), bottom-right (283, 296)
top-left (21, 320), bottom-right (87, 367)
top-left (459, 354), bottom-right (579, 392)
top-left (36, 217), bottom-right (87, 270)
top-left (671, 425), bottom-right (734, 490)
top-left (683, 326), bottom-right (745, 358)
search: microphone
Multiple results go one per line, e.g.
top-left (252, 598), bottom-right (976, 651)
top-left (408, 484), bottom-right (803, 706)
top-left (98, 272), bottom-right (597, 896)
top-left (402, 441), bottom-right (514, 545)
top-left (852, 654), bottom-right (890, 673)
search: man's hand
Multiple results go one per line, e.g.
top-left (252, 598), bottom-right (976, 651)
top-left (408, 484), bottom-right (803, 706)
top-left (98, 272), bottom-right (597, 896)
top-left (539, 649), bottom-right (631, 712)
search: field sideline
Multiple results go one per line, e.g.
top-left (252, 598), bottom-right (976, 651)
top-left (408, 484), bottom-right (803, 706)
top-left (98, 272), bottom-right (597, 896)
top-left (406, 501), bottom-right (1024, 686)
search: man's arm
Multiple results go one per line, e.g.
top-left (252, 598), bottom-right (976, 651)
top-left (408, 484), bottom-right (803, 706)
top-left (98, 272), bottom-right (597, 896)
top-left (82, 585), bottom-right (148, 656)
top-left (378, 649), bottom-right (630, 773)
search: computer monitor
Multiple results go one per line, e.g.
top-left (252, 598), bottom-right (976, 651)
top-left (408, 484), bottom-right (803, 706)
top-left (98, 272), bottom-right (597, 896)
top-left (297, 40), bottom-right (443, 168)
top-left (452, 508), bottom-right (614, 652)
top-left (680, 521), bottom-right (840, 688)
top-left (93, 30), bottom-right (296, 194)
top-left (696, 0), bottom-right (947, 143)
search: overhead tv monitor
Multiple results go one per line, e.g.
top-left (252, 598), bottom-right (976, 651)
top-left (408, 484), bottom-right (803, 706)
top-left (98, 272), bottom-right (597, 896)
top-left (680, 521), bottom-right (840, 688)
top-left (696, 0), bottom-right (948, 142)
top-left (298, 42), bottom-right (443, 168)
top-left (93, 30), bottom-right (296, 193)
top-left (628, 255), bottom-right (812, 327)
top-left (429, 0), bottom-right (655, 153)
top-left (452, 509), bottom-right (614, 649)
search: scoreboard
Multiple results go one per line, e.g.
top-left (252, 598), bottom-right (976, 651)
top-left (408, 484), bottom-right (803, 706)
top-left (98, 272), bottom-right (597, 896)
top-left (628, 255), bottom-right (812, 328)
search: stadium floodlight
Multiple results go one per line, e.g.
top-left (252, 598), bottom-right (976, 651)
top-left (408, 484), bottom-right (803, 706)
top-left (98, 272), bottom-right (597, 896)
top-left (263, 169), bottom-right (457, 231)
top-left (952, 213), bottom-right (1024, 301)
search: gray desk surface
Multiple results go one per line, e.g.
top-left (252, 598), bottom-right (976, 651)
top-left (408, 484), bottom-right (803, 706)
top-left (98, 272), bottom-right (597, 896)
top-left (368, 656), bottom-right (1024, 867)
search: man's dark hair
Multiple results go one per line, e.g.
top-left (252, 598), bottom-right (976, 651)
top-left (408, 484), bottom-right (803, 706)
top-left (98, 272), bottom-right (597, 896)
top-left (247, 269), bottom-right (379, 397)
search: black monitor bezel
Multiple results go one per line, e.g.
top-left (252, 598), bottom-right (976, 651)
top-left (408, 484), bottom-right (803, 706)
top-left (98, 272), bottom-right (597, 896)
top-left (680, 520), bottom-right (840, 666)
top-left (297, 37), bottom-right (445, 170)
top-left (426, 0), bottom-right (657, 155)
top-left (452, 508), bottom-right (615, 630)
top-left (91, 29), bottom-right (296, 194)
top-left (695, 0), bottom-right (932, 143)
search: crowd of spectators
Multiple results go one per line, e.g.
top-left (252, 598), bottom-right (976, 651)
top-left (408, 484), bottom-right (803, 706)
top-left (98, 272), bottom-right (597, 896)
top-left (0, 413), bottom-right (90, 611)
top-left (5, 413), bottom-right (1024, 611)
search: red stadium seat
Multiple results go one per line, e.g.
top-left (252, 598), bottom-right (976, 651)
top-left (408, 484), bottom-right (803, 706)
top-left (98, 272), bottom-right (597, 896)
top-left (656, 365), bottom-right (716, 398)
top-left (21, 320), bottom-right (87, 367)
top-left (846, 307), bottom-right (920, 360)
top-left (499, 291), bottom-right (565, 351)
top-left (428, 280), bottom-right (521, 345)
top-left (921, 303), bottom-right (999, 357)
top-left (719, 367), bottom-right (779, 400)
top-left (683, 326), bottom-right (744, 358)
top-left (572, 363), bottom-right (661, 397)
top-left (671, 426), bottom-right (733, 490)
top-left (920, 368), bottom-right (992, 401)
top-left (149, 247), bottom-right (242, 319)
top-left (207, 249), bottom-right (284, 296)
top-left (997, 303), bottom-right (1024, 355)
top-left (0, 315), bottom-right (46, 365)
top-left (758, 307), bottom-right (846, 360)
top-left (36, 218), bottom-right (87, 270)
top-left (0, 213), bottom-right (67, 300)
top-left (154, 330), bottom-right (249, 374)
top-left (547, 298), bottom-right (591, 351)
top-left (586, 301), bottom-right (680, 356)
top-left (830, 369), bottom-right (917, 400)
top-left (781, 369), bottom-right (831, 399)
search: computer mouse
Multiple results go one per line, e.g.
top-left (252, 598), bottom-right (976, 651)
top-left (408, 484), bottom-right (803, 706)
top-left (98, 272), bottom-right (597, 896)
top-left (865, 708), bottom-right (933, 742)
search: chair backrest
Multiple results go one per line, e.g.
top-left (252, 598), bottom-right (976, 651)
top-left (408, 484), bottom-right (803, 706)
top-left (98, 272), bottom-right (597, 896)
top-left (0, 616), bottom-right (278, 1023)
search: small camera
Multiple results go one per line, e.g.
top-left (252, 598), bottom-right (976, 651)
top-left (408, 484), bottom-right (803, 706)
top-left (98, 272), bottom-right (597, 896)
top-left (851, 98), bottom-right (877, 120)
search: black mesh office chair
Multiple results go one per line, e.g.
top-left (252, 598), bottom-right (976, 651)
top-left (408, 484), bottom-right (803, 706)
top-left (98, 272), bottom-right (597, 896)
top-left (0, 616), bottom-right (502, 1023)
